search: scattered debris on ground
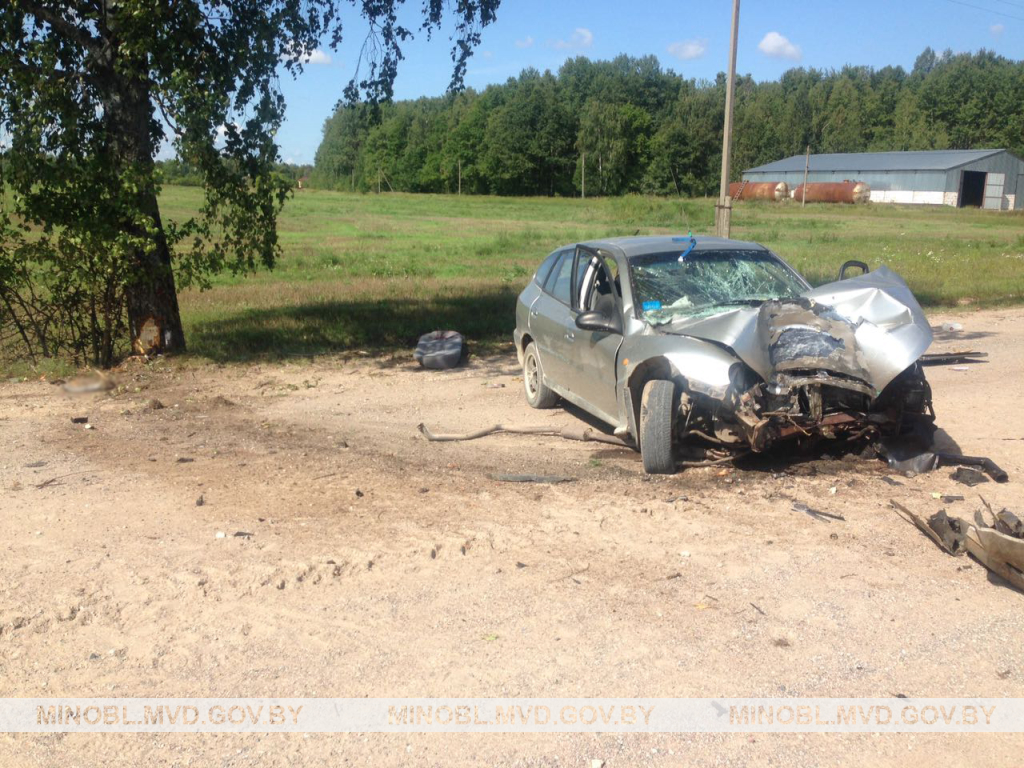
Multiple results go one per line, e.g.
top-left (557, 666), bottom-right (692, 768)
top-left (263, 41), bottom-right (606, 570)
top-left (951, 467), bottom-right (989, 487)
top-left (489, 474), bottom-right (575, 484)
top-left (892, 499), bottom-right (1024, 592)
top-left (792, 501), bottom-right (846, 523)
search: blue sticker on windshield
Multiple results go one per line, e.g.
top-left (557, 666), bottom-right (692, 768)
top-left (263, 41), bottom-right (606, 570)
top-left (642, 300), bottom-right (662, 312)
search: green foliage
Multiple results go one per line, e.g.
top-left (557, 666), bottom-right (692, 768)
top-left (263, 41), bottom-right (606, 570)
top-left (0, 0), bottom-right (501, 367)
top-left (313, 49), bottom-right (1024, 198)
top-left (143, 185), bottom-right (1024, 364)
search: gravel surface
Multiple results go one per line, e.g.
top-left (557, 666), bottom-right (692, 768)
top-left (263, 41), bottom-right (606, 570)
top-left (1, 307), bottom-right (1022, 766)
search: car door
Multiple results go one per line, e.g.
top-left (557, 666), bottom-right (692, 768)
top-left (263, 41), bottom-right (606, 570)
top-left (568, 246), bottom-right (624, 424)
top-left (528, 249), bottom-right (577, 392)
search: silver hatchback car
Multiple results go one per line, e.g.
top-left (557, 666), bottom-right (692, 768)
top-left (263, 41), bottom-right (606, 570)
top-left (513, 236), bottom-right (934, 474)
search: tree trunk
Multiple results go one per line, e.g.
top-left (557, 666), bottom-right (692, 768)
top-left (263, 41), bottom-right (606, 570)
top-left (100, 58), bottom-right (186, 356)
top-left (125, 193), bottom-right (187, 356)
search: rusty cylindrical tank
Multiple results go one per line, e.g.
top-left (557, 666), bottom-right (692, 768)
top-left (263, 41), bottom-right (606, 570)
top-left (728, 181), bottom-right (789, 202)
top-left (792, 181), bottom-right (871, 204)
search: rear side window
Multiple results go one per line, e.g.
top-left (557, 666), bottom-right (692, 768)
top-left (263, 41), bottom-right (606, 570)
top-left (535, 250), bottom-right (561, 287)
top-left (543, 250), bottom-right (574, 305)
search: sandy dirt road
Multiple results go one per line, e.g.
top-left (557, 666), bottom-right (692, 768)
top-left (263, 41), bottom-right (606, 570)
top-left (1, 307), bottom-right (1023, 767)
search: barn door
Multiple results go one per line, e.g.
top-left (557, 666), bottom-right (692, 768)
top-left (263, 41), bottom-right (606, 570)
top-left (983, 172), bottom-right (1006, 210)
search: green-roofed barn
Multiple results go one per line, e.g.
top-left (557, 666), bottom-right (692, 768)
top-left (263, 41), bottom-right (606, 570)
top-left (742, 149), bottom-right (1024, 210)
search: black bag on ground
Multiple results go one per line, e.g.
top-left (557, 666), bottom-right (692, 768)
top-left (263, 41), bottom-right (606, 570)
top-left (414, 330), bottom-right (465, 369)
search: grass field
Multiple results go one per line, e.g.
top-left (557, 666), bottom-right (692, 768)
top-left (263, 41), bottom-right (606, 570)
top-left (158, 186), bottom-right (1024, 362)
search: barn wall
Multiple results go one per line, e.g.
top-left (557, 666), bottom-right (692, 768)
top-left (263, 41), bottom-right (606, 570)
top-left (945, 152), bottom-right (1024, 210)
top-left (742, 151), bottom-right (1024, 210)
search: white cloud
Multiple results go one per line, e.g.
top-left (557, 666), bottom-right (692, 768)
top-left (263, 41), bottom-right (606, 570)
top-left (281, 45), bottom-right (332, 65)
top-left (303, 49), bottom-right (332, 65)
top-left (553, 27), bottom-right (593, 50)
top-left (481, 49), bottom-right (494, 59)
top-left (515, 35), bottom-right (534, 49)
top-left (667, 38), bottom-right (708, 61)
top-left (758, 31), bottom-right (801, 61)
top-left (990, 23), bottom-right (1005, 38)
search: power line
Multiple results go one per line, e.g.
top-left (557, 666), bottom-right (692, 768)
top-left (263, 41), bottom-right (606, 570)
top-left (941, 0), bottom-right (1024, 21)
top-left (991, 0), bottom-right (1024, 12)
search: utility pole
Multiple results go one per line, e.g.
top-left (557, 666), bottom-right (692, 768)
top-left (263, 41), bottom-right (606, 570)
top-left (716, 0), bottom-right (741, 238)
top-left (802, 145), bottom-right (810, 207)
top-left (581, 152), bottom-right (586, 200)
top-left (458, 158), bottom-right (462, 196)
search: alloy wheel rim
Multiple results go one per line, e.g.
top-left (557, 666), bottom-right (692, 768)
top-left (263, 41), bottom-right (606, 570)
top-left (526, 355), bottom-right (539, 396)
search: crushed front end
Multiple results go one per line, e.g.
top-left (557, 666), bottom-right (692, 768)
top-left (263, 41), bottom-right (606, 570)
top-left (665, 268), bottom-right (936, 456)
top-left (720, 358), bottom-right (933, 454)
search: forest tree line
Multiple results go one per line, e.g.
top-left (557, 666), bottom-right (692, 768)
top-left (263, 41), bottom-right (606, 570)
top-left (311, 48), bottom-right (1024, 197)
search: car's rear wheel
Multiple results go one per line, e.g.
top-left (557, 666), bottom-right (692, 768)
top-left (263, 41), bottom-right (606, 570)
top-left (640, 379), bottom-right (676, 474)
top-left (523, 342), bottom-right (559, 409)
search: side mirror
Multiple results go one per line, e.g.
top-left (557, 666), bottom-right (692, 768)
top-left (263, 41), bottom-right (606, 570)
top-left (576, 309), bottom-right (621, 334)
top-left (838, 260), bottom-right (869, 280)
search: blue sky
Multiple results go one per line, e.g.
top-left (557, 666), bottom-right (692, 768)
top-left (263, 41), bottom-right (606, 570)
top-left (272, 0), bottom-right (1024, 165)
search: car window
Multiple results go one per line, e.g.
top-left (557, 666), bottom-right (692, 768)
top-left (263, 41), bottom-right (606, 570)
top-left (534, 250), bottom-right (561, 287)
top-left (576, 252), bottom-right (621, 313)
top-left (543, 250), bottom-right (574, 305)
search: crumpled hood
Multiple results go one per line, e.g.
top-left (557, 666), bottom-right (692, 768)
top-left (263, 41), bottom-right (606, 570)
top-left (661, 266), bottom-right (933, 394)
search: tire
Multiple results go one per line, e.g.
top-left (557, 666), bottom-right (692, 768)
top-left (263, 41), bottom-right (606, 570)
top-left (640, 379), bottom-right (676, 474)
top-left (522, 341), bottom-right (559, 409)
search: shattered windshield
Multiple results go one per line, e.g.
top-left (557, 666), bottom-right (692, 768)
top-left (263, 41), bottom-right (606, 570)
top-left (629, 249), bottom-right (807, 325)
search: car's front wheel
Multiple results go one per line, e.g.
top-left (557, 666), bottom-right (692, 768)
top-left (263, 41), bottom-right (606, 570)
top-left (640, 379), bottom-right (676, 474)
top-left (522, 341), bottom-right (559, 409)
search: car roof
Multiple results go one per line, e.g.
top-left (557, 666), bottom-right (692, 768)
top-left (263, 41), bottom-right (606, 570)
top-left (575, 235), bottom-right (767, 259)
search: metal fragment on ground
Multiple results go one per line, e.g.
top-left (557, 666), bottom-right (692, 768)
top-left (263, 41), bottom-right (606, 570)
top-left (792, 501), bottom-right (845, 522)
top-left (919, 351), bottom-right (988, 366)
top-left (927, 510), bottom-right (969, 555)
top-left (950, 467), bottom-right (988, 487)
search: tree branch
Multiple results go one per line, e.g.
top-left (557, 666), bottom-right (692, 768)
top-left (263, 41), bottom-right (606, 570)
top-left (18, 1), bottom-right (100, 51)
